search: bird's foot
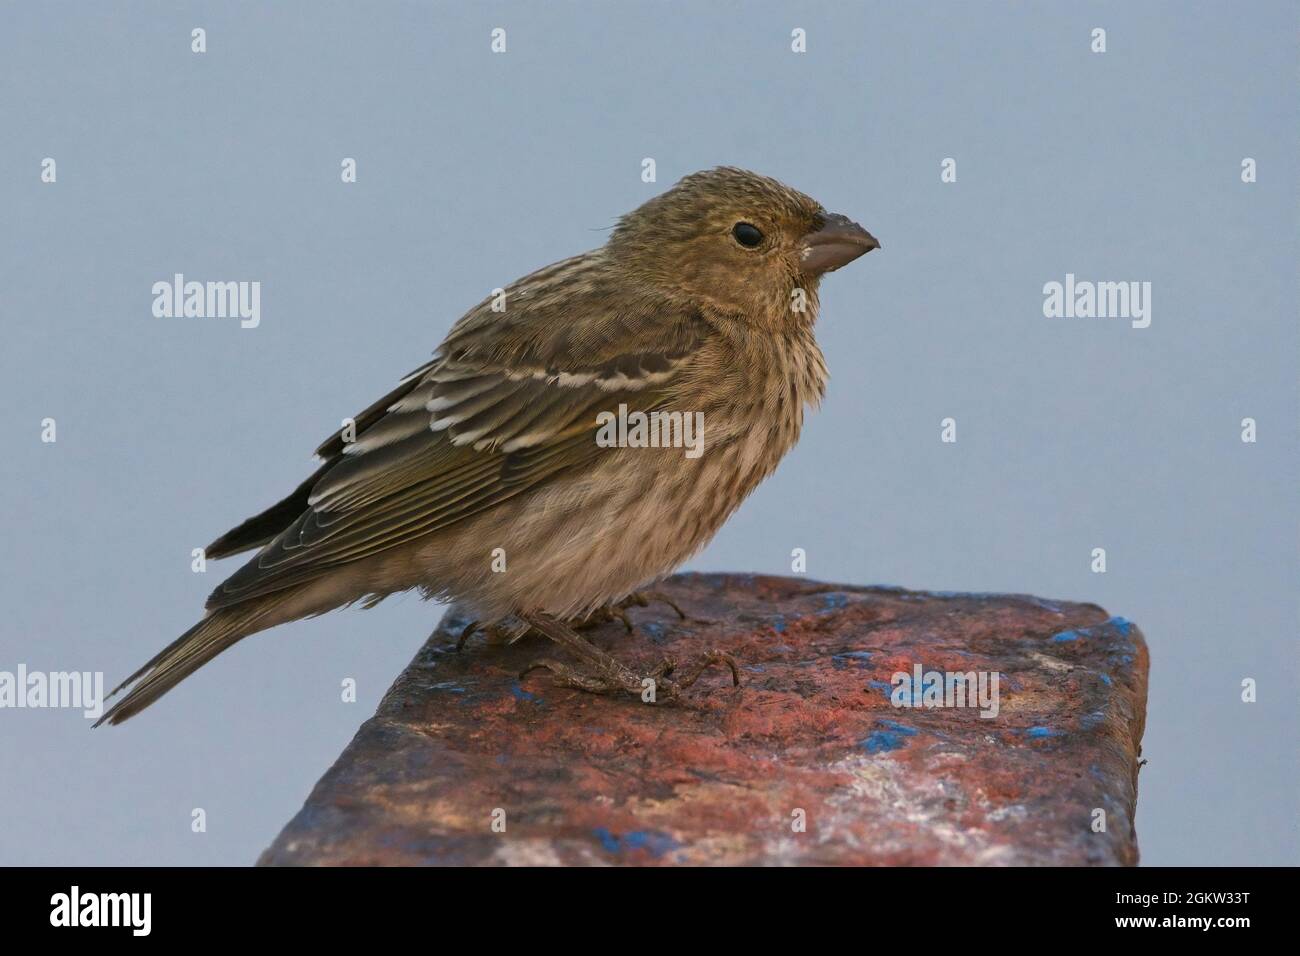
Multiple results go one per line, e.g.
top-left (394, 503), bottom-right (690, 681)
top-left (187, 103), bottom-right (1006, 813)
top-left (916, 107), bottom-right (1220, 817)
top-left (572, 605), bottom-right (636, 633)
top-left (570, 591), bottom-right (693, 633)
top-left (618, 590), bottom-right (692, 621)
top-left (518, 612), bottom-right (739, 702)
top-left (453, 619), bottom-right (481, 652)
top-left (450, 617), bottom-right (530, 651)
top-left (656, 650), bottom-right (743, 698)
top-left (585, 590), bottom-right (711, 630)
top-left (519, 656), bottom-right (665, 696)
top-left (453, 592), bottom-right (702, 651)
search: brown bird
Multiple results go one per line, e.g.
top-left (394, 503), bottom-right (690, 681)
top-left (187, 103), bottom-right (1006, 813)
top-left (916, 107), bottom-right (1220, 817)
top-left (98, 167), bottom-right (878, 726)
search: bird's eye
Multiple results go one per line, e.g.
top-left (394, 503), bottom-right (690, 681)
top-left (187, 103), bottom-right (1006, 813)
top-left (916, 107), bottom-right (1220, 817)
top-left (732, 222), bottom-right (764, 248)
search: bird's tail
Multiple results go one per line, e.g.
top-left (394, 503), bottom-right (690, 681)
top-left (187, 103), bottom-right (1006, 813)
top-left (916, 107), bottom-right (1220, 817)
top-left (95, 599), bottom-right (282, 727)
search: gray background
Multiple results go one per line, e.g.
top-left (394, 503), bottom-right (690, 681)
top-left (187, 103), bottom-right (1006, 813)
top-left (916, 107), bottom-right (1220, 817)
top-left (1, 1), bottom-right (1295, 866)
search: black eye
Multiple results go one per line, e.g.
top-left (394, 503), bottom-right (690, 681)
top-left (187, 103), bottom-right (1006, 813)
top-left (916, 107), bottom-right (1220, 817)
top-left (732, 222), bottom-right (764, 248)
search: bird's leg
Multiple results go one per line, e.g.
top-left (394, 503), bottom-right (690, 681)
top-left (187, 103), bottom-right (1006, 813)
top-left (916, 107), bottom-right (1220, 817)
top-left (519, 611), bottom-right (740, 701)
top-left (453, 620), bottom-right (480, 652)
top-left (621, 590), bottom-right (718, 625)
top-left (454, 593), bottom-right (710, 664)
top-left (450, 605), bottom-right (632, 654)
top-left (539, 592), bottom-right (696, 642)
top-left (572, 605), bottom-right (635, 633)
top-left (519, 612), bottom-right (655, 696)
top-left (619, 591), bottom-right (686, 620)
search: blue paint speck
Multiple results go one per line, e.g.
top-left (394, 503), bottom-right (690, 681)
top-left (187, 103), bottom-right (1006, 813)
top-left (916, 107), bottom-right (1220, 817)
top-left (509, 683), bottom-right (538, 702)
top-left (1051, 617), bottom-right (1137, 648)
top-left (860, 732), bottom-right (907, 753)
top-left (1025, 725), bottom-right (1062, 738)
top-left (859, 719), bottom-right (919, 753)
top-left (821, 593), bottom-right (849, 610)
top-left (593, 827), bottom-right (680, 858)
top-left (877, 719), bottom-right (919, 735)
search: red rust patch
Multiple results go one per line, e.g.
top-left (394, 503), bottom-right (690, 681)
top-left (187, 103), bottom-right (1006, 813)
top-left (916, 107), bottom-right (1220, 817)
top-left (260, 574), bottom-right (1148, 866)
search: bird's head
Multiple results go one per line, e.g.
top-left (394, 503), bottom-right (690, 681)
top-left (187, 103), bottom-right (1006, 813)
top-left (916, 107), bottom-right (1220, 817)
top-left (608, 166), bottom-right (879, 326)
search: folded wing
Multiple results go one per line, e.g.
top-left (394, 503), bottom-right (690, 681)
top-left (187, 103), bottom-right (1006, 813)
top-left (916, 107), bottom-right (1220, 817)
top-left (204, 269), bottom-right (710, 610)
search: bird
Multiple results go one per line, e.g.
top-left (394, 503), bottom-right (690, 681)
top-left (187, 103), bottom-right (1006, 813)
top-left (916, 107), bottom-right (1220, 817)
top-left (97, 167), bottom-right (879, 726)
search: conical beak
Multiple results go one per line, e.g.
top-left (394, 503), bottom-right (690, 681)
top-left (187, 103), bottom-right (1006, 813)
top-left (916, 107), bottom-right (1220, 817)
top-left (798, 213), bottom-right (880, 275)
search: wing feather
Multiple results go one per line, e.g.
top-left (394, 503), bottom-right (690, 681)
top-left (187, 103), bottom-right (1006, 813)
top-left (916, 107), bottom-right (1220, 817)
top-left (205, 255), bottom-right (712, 610)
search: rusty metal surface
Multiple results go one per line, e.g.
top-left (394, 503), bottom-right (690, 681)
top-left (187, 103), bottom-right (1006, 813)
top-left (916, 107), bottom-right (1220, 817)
top-left (259, 574), bottom-right (1148, 866)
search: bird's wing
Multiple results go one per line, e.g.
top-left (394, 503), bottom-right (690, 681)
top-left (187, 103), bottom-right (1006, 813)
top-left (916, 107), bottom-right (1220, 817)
top-left (204, 359), bottom-right (441, 559)
top-left (206, 270), bottom-right (711, 610)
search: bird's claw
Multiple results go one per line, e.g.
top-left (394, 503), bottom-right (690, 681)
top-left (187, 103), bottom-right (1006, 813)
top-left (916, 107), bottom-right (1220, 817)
top-left (652, 649), bottom-right (742, 699)
top-left (619, 590), bottom-right (693, 621)
top-left (519, 649), bottom-right (741, 702)
top-left (574, 605), bottom-right (635, 633)
top-left (453, 620), bottom-right (480, 652)
top-left (519, 657), bottom-right (648, 697)
top-left (459, 592), bottom-right (702, 653)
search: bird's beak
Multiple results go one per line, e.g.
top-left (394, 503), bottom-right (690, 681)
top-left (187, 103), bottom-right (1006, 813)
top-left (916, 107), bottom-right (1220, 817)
top-left (798, 213), bottom-right (880, 275)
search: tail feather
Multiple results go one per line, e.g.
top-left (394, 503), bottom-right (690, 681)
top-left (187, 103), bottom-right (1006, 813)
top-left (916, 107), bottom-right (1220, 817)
top-left (96, 601), bottom-right (278, 727)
